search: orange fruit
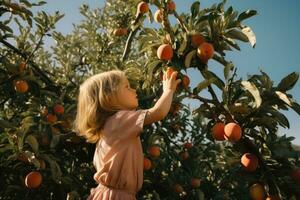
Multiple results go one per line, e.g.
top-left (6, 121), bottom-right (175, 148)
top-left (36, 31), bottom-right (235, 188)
top-left (148, 146), bottom-right (160, 158)
top-left (241, 153), bottom-right (258, 172)
top-left (169, 102), bottom-right (181, 115)
top-left (191, 33), bottom-right (205, 48)
top-left (25, 171), bottom-right (42, 188)
top-left (191, 178), bottom-right (201, 188)
top-left (212, 122), bottom-right (226, 141)
top-left (180, 151), bottom-right (189, 160)
top-left (266, 196), bottom-right (281, 200)
top-left (41, 135), bottom-right (50, 146)
top-left (51, 126), bottom-right (60, 135)
top-left (19, 62), bottom-right (27, 72)
top-left (290, 169), bottom-right (300, 184)
top-left (113, 28), bottom-right (128, 36)
top-left (166, 67), bottom-right (176, 77)
top-left (173, 184), bottom-right (183, 193)
top-left (167, 0), bottom-right (176, 11)
top-left (17, 153), bottom-right (30, 164)
top-left (197, 42), bottom-right (214, 63)
top-left (61, 119), bottom-right (72, 130)
top-left (249, 183), bottom-right (265, 200)
top-left (39, 159), bottom-right (46, 169)
top-left (46, 114), bottom-right (57, 123)
top-left (137, 1), bottom-right (149, 14)
top-left (224, 122), bottom-right (242, 142)
top-left (143, 157), bottom-right (152, 170)
top-left (14, 80), bottom-right (29, 93)
top-left (184, 142), bottom-right (193, 150)
top-left (154, 10), bottom-right (163, 23)
top-left (53, 104), bottom-right (64, 115)
top-left (157, 44), bottom-right (173, 61)
top-left (41, 107), bottom-right (48, 117)
top-left (182, 75), bottom-right (190, 87)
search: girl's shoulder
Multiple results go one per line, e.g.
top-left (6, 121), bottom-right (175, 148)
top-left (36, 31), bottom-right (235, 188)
top-left (103, 109), bottom-right (148, 139)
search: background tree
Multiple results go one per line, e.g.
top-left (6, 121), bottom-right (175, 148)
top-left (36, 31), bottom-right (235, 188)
top-left (0, 0), bottom-right (300, 200)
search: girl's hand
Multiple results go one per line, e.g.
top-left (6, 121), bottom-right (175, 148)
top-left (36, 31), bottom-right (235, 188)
top-left (162, 68), bottom-right (181, 93)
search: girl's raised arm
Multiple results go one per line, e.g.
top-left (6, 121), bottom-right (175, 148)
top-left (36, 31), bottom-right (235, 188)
top-left (144, 71), bottom-right (181, 126)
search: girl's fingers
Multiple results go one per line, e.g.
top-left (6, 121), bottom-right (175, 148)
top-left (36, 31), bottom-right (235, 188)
top-left (163, 71), bottom-right (166, 81)
top-left (170, 71), bottom-right (178, 80)
top-left (176, 79), bottom-right (182, 85)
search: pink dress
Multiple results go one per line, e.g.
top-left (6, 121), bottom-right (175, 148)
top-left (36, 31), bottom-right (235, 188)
top-left (87, 109), bottom-right (148, 200)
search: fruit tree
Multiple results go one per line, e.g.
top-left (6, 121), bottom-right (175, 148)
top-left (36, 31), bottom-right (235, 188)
top-left (1, 0), bottom-right (300, 199)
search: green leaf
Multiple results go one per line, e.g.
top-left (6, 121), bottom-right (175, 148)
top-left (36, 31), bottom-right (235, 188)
top-left (225, 29), bottom-right (249, 42)
top-left (191, 1), bottom-right (200, 18)
top-left (275, 91), bottom-right (292, 106)
top-left (202, 70), bottom-right (225, 90)
top-left (238, 10), bottom-right (257, 22)
top-left (25, 135), bottom-right (39, 152)
top-left (241, 26), bottom-right (256, 48)
top-left (277, 72), bottom-right (299, 92)
top-left (224, 62), bottom-right (234, 80)
top-left (0, 23), bottom-right (13, 33)
top-left (0, 144), bottom-right (14, 153)
top-left (44, 154), bottom-right (62, 183)
top-left (268, 109), bottom-right (290, 129)
top-left (291, 101), bottom-right (300, 115)
top-left (0, 120), bottom-right (14, 128)
top-left (224, 37), bottom-right (241, 51)
top-left (194, 78), bottom-right (217, 94)
top-left (241, 81), bottom-right (262, 108)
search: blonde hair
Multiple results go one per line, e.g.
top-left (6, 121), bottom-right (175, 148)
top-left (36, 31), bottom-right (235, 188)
top-left (74, 69), bottom-right (126, 143)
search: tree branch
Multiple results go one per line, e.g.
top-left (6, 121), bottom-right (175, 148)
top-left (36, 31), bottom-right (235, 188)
top-left (0, 39), bottom-right (61, 94)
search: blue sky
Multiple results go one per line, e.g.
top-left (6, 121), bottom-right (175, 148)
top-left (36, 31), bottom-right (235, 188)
top-left (34, 0), bottom-right (300, 144)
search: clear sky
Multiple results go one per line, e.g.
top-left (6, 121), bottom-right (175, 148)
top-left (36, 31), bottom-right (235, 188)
top-left (32, 0), bottom-right (300, 144)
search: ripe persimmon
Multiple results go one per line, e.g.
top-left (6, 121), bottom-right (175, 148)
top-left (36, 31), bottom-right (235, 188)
top-left (290, 169), bottom-right (300, 184)
top-left (113, 28), bottom-right (127, 36)
top-left (224, 122), bottom-right (242, 142)
top-left (39, 159), bottom-right (46, 169)
top-left (181, 75), bottom-right (190, 88)
top-left (212, 122), bottom-right (226, 141)
top-left (197, 42), bottom-right (214, 63)
top-left (241, 153), bottom-right (258, 172)
top-left (173, 184), bottom-right (183, 193)
top-left (166, 67), bottom-right (176, 78)
top-left (137, 1), bottom-right (149, 14)
top-left (41, 135), bottom-right (50, 146)
top-left (167, 0), bottom-right (176, 11)
top-left (184, 142), bottom-right (193, 150)
top-left (53, 104), bottom-right (64, 115)
top-left (19, 61), bottom-right (27, 72)
top-left (191, 178), bottom-right (201, 188)
top-left (180, 151), bottom-right (189, 160)
top-left (249, 183), bottom-right (265, 200)
top-left (154, 10), bottom-right (163, 23)
top-left (14, 80), bottom-right (28, 93)
top-left (143, 157), bottom-right (152, 170)
top-left (266, 196), bottom-right (281, 200)
top-left (157, 44), bottom-right (173, 61)
top-left (25, 171), bottom-right (42, 188)
top-left (41, 107), bottom-right (48, 117)
top-left (46, 114), bottom-right (57, 124)
top-left (191, 33), bottom-right (205, 48)
top-left (148, 146), bottom-right (160, 158)
top-left (169, 102), bottom-right (181, 115)
top-left (17, 153), bottom-right (29, 164)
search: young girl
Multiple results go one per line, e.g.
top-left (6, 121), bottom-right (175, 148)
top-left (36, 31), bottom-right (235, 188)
top-left (74, 69), bottom-right (181, 200)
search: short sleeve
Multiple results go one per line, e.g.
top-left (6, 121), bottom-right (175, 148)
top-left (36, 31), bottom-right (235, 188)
top-left (104, 109), bottom-right (148, 140)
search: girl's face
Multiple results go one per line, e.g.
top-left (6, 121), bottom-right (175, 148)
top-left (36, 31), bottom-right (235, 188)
top-left (116, 77), bottom-right (138, 110)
